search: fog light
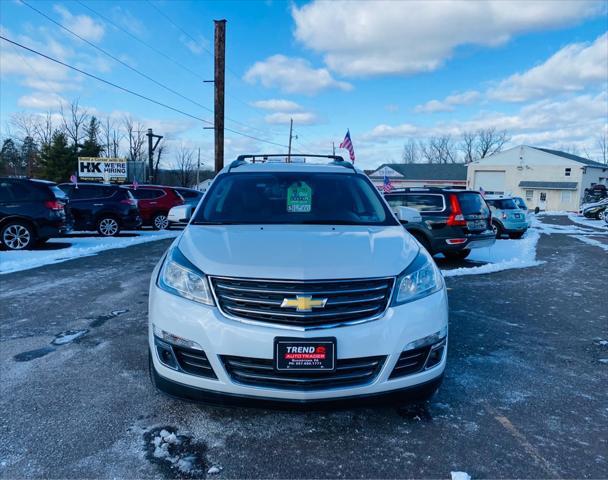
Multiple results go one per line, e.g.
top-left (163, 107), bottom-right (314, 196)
top-left (425, 339), bottom-right (446, 369)
top-left (402, 327), bottom-right (447, 351)
top-left (154, 337), bottom-right (178, 370)
top-left (153, 324), bottom-right (203, 350)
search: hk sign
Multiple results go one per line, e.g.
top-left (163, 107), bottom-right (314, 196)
top-left (78, 157), bottom-right (127, 183)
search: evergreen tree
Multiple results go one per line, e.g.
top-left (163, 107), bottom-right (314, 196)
top-left (0, 138), bottom-right (21, 175)
top-left (20, 136), bottom-right (39, 177)
top-left (40, 131), bottom-right (76, 182)
top-left (80, 116), bottom-right (104, 158)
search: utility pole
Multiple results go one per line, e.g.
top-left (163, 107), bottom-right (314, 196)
top-left (146, 128), bottom-right (163, 183)
top-left (332, 142), bottom-right (336, 156)
top-left (196, 147), bottom-right (201, 187)
top-left (287, 118), bottom-right (294, 163)
top-left (214, 19), bottom-right (226, 173)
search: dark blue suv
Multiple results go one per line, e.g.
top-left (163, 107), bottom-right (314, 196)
top-left (58, 183), bottom-right (141, 236)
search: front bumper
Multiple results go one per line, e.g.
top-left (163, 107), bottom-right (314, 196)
top-left (148, 277), bottom-right (448, 403)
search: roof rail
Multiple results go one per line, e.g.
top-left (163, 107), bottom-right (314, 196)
top-left (229, 154), bottom-right (354, 171)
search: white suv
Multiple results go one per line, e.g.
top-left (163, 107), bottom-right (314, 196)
top-left (148, 155), bottom-right (448, 406)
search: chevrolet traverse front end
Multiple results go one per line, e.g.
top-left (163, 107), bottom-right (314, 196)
top-left (148, 156), bottom-right (448, 406)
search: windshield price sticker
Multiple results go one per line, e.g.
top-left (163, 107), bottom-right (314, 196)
top-left (286, 181), bottom-right (312, 213)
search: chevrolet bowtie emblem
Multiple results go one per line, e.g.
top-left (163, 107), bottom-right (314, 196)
top-left (280, 295), bottom-right (328, 312)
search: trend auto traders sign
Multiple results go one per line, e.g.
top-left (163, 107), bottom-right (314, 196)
top-left (78, 157), bottom-right (127, 183)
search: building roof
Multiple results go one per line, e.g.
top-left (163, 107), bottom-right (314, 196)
top-left (532, 148), bottom-right (606, 168)
top-left (519, 181), bottom-right (578, 190)
top-left (370, 163), bottom-right (467, 180)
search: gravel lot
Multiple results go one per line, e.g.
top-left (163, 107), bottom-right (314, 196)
top-left (1, 216), bottom-right (606, 479)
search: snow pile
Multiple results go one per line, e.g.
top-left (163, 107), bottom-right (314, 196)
top-left (0, 230), bottom-right (179, 275)
top-left (442, 229), bottom-right (542, 277)
top-left (567, 214), bottom-right (608, 230)
top-left (52, 329), bottom-right (89, 345)
top-left (151, 429), bottom-right (202, 476)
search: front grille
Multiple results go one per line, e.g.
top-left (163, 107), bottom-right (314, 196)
top-left (173, 346), bottom-right (217, 379)
top-left (389, 346), bottom-right (431, 379)
top-left (221, 355), bottom-right (386, 390)
top-left (210, 276), bottom-right (394, 327)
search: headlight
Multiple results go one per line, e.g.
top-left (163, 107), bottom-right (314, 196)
top-left (392, 249), bottom-right (443, 306)
top-left (158, 247), bottom-right (214, 306)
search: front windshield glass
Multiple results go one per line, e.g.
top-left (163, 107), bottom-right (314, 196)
top-left (193, 172), bottom-right (397, 226)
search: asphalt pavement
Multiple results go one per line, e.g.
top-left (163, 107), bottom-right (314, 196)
top-left (0, 216), bottom-right (606, 479)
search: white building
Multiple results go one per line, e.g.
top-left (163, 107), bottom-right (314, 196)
top-left (467, 146), bottom-right (607, 211)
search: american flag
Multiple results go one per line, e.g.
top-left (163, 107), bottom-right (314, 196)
top-left (339, 129), bottom-right (355, 163)
top-left (383, 172), bottom-right (393, 193)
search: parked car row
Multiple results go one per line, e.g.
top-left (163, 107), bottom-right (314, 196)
top-left (384, 188), bottom-right (530, 260)
top-left (0, 177), bottom-right (205, 250)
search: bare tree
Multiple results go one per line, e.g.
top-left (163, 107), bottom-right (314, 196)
top-left (101, 117), bottom-right (123, 158)
top-left (34, 111), bottom-right (55, 148)
top-left (402, 139), bottom-right (418, 163)
top-left (174, 144), bottom-right (195, 187)
top-left (475, 128), bottom-right (509, 159)
top-left (123, 116), bottom-right (145, 162)
top-left (61, 99), bottom-right (89, 151)
top-left (420, 135), bottom-right (458, 164)
top-left (596, 133), bottom-right (607, 164)
top-left (10, 112), bottom-right (37, 141)
top-left (460, 131), bottom-right (476, 163)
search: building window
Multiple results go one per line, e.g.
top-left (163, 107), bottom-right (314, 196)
top-left (565, 168), bottom-right (571, 176)
top-left (561, 191), bottom-right (572, 203)
top-left (525, 190), bottom-right (533, 201)
top-left (540, 192), bottom-right (547, 202)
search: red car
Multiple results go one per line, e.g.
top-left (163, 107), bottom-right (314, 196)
top-left (127, 185), bottom-right (184, 229)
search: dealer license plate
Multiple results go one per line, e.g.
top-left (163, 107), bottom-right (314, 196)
top-left (467, 220), bottom-right (486, 231)
top-left (274, 338), bottom-right (336, 371)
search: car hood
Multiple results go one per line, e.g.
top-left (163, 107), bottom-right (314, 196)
top-left (178, 225), bottom-right (419, 280)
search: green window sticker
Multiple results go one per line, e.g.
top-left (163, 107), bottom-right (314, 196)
top-left (286, 181), bottom-right (312, 213)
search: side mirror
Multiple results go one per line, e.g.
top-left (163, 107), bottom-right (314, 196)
top-left (397, 206), bottom-right (422, 224)
top-left (168, 205), bottom-right (192, 224)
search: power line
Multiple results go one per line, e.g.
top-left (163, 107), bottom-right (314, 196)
top-left (22, 0), bottom-right (280, 139)
top-left (0, 35), bottom-right (290, 149)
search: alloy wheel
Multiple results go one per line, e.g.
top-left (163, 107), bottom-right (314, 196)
top-left (3, 224), bottom-right (31, 250)
top-left (99, 218), bottom-right (119, 236)
top-left (154, 215), bottom-right (169, 230)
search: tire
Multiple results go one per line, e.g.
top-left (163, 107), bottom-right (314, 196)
top-left (597, 210), bottom-right (605, 221)
top-left (1, 221), bottom-right (35, 250)
top-left (444, 249), bottom-right (471, 260)
top-left (152, 213), bottom-right (169, 230)
top-left (509, 232), bottom-right (524, 239)
top-left (492, 221), bottom-right (504, 239)
top-left (96, 216), bottom-right (121, 237)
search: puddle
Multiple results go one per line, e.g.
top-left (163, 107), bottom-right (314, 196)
top-left (90, 309), bottom-right (129, 328)
top-left (52, 329), bottom-right (89, 346)
top-left (14, 346), bottom-right (55, 362)
top-left (144, 426), bottom-right (208, 479)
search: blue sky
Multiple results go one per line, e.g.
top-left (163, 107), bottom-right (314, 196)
top-left (1, 0), bottom-right (606, 170)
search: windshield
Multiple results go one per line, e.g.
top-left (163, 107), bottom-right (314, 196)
top-left (488, 198), bottom-right (518, 210)
top-left (193, 172), bottom-right (397, 226)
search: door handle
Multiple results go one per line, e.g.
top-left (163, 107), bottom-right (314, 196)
top-left (93, 203), bottom-right (104, 206)
top-left (149, 202), bottom-right (157, 205)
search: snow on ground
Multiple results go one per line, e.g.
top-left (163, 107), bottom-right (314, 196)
top-left (442, 229), bottom-right (542, 277)
top-left (567, 214), bottom-right (608, 231)
top-left (570, 235), bottom-right (608, 252)
top-left (0, 230), bottom-right (179, 275)
top-left (451, 472), bottom-right (472, 480)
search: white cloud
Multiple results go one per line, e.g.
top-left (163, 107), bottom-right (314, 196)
top-left (252, 99), bottom-right (303, 111)
top-left (18, 92), bottom-right (66, 110)
top-left (292, 0), bottom-right (603, 76)
top-left (414, 91), bottom-right (480, 113)
top-left (490, 32), bottom-right (608, 101)
top-left (264, 112), bottom-right (318, 125)
top-left (180, 34), bottom-right (210, 55)
top-left (244, 54), bottom-right (353, 95)
top-left (54, 5), bottom-right (105, 42)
